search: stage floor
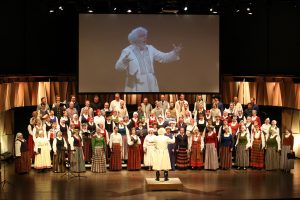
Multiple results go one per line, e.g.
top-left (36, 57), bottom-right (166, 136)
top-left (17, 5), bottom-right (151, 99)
top-left (1, 160), bottom-right (300, 200)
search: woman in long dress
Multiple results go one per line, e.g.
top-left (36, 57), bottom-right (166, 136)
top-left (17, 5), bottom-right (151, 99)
top-left (34, 130), bottom-right (52, 172)
top-left (175, 127), bottom-right (189, 170)
top-left (235, 125), bottom-right (251, 170)
top-left (143, 128), bottom-right (156, 170)
top-left (189, 127), bottom-right (204, 169)
top-left (219, 127), bottom-right (233, 170)
top-left (109, 126), bottom-right (123, 171)
top-left (136, 121), bottom-right (147, 164)
top-left (27, 119), bottom-right (35, 162)
top-left (91, 128), bottom-right (107, 173)
top-left (15, 133), bottom-right (31, 174)
top-left (69, 129), bottom-right (86, 173)
top-left (116, 119), bottom-right (129, 163)
top-left (204, 126), bottom-right (219, 170)
top-left (127, 128), bottom-right (141, 171)
top-left (52, 131), bottom-right (68, 173)
top-left (80, 123), bottom-right (92, 163)
top-left (265, 127), bottom-right (281, 170)
top-left (280, 129), bottom-right (294, 173)
top-left (250, 124), bottom-right (265, 169)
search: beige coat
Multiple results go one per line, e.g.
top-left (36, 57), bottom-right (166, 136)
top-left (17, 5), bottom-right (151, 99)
top-left (152, 135), bottom-right (175, 170)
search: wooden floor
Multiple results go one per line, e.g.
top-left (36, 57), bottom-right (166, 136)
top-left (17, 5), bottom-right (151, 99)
top-left (1, 160), bottom-right (300, 200)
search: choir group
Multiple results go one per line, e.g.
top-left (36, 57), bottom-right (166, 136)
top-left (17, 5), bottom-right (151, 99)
top-left (14, 93), bottom-right (295, 175)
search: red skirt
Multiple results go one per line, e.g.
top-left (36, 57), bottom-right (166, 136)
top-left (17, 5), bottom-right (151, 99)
top-left (15, 151), bottom-right (31, 174)
top-left (190, 142), bottom-right (204, 167)
top-left (220, 146), bottom-right (232, 169)
top-left (83, 138), bottom-right (92, 162)
top-left (110, 143), bottom-right (122, 171)
top-left (127, 145), bottom-right (141, 170)
top-left (27, 135), bottom-right (34, 160)
top-left (250, 140), bottom-right (264, 168)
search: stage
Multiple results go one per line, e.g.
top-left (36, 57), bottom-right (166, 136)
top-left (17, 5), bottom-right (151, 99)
top-left (1, 160), bottom-right (300, 200)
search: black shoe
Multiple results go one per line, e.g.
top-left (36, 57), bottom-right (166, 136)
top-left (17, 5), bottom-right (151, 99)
top-left (155, 171), bottom-right (160, 181)
top-left (164, 171), bottom-right (169, 181)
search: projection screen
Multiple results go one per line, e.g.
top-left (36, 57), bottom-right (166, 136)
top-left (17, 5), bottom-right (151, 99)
top-left (79, 14), bottom-right (219, 93)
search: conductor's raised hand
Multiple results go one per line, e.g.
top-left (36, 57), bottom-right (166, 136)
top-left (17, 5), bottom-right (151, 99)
top-left (122, 52), bottom-right (133, 64)
top-left (173, 44), bottom-right (182, 54)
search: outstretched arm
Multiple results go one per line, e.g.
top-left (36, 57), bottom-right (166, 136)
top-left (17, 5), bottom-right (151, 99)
top-left (151, 44), bottom-right (182, 64)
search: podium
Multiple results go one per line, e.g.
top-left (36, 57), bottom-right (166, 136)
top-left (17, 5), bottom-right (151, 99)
top-left (145, 178), bottom-right (183, 191)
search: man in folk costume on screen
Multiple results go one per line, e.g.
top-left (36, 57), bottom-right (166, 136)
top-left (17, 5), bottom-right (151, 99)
top-left (152, 128), bottom-right (175, 181)
top-left (115, 26), bottom-right (182, 92)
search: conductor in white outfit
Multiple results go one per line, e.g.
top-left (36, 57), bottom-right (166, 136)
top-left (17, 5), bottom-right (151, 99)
top-left (153, 127), bottom-right (175, 181)
top-left (115, 26), bottom-right (182, 92)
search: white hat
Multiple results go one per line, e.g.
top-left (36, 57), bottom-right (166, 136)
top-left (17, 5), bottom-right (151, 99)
top-left (165, 126), bottom-right (171, 130)
top-left (158, 128), bottom-right (166, 135)
top-left (158, 115), bottom-right (164, 118)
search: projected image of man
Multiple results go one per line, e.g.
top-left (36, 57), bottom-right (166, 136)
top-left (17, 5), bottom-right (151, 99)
top-left (115, 27), bottom-right (182, 92)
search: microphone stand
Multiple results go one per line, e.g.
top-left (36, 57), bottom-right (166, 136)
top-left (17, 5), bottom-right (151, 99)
top-left (70, 147), bottom-right (86, 180)
top-left (0, 140), bottom-right (14, 190)
top-left (61, 148), bottom-right (76, 180)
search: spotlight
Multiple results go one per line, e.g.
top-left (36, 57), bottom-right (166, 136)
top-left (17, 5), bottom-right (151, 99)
top-left (87, 6), bottom-right (93, 13)
top-left (127, 9), bottom-right (132, 13)
top-left (209, 7), bottom-right (218, 14)
top-left (114, 7), bottom-right (117, 11)
top-left (184, 6), bottom-right (188, 11)
top-left (49, 9), bottom-right (54, 13)
top-left (248, 12), bottom-right (253, 15)
top-left (247, 7), bottom-right (251, 11)
top-left (58, 5), bottom-right (63, 11)
top-left (236, 9), bottom-right (240, 13)
top-left (210, 7), bottom-right (218, 14)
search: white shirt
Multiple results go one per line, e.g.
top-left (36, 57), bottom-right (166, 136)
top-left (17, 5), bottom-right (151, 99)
top-left (127, 135), bottom-right (141, 146)
top-left (109, 132), bottom-right (122, 148)
top-left (94, 115), bottom-right (105, 127)
top-left (251, 130), bottom-right (265, 149)
top-left (109, 99), bottom-right (125, 112)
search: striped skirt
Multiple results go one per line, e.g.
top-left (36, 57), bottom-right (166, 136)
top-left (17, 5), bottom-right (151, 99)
top-left (127, 145), bottom-right (141, 170)
top-left (53, 150), bottom-right (66, 173)
top-left (83, 138), bottom-right (92, 162)
top-left (110, 143), bottom-right (122, 171)
top-left (15, 151), bottom-right (31, 174)
top-left (190, 142), bottom-right (204, 167)
top-left (204, 143), bottom-right (219, 170)
top-left (250, 141), bottom-right (264, 168)
top-left (122, 135), bottom-right (128, 160)
top-left (70, 147), bottom-right (86, 172)
top-left (265, 147), bottom-right (280, 170)
top-left (236, 144), bottom-right (249, 167)
top-left (91, 147), bottom-right (106, 173)
top-left (280, 145), bottom-right (294, 171)
top-left (219, 146), bottom-right (232, 169)
top-left (176, 147), bottom-right (189, 170)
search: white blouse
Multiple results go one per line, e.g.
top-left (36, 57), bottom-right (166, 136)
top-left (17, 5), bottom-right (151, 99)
top-left (109, 132), bottom-right (122, 148)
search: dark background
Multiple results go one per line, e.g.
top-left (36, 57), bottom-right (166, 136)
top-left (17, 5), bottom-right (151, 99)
top-left (1, 0), bottom-right (300, 76)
